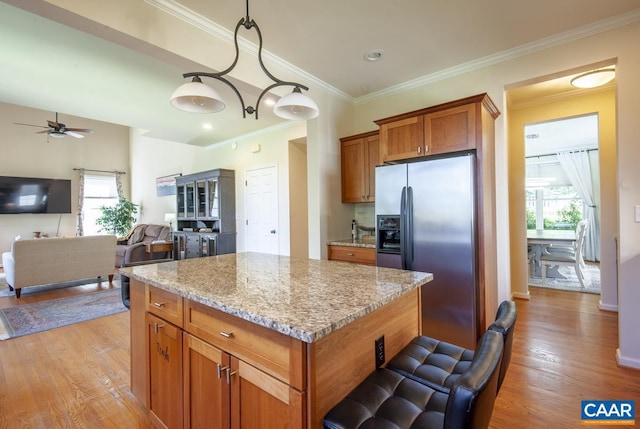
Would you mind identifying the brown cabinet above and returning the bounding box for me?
[328,245,376,266]
[376,95,484,163]
[340,131,379,203]
[133,282,305,429]
[146,312,184,429]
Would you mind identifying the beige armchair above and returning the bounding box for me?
[115,224,171,267]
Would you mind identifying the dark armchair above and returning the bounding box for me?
[115,224,171,267]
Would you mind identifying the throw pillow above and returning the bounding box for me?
[128,225,146,245]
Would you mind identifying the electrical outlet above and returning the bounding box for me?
[375,336,385,368]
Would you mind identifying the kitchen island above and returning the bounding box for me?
[122,252,432,429]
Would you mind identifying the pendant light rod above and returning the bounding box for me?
[176,0,312,119]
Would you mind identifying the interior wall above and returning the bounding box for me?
[0,102,130,258]
[507,89,617,310]
[289,138,309,259]
[130,122,307,256]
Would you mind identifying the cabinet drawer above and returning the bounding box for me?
[184,300,302,388]
[328,246,376,265]
[146,285,184,327]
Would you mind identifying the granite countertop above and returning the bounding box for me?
[327,238,376,249]
[120,252,432,344]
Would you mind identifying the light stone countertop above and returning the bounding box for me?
[120,252,432,343]
[327,238,376,249]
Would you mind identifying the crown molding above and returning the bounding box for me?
[144,0,351,103]
[355,8,640,105]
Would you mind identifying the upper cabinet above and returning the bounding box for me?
[340,131,379,203]
[176,169,235,234]
[376,94,496,164]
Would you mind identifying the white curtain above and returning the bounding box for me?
[76,168,85,236]
[557,150,599,261]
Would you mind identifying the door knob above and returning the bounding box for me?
[270,230,276,234]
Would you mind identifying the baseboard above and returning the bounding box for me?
[616,348,640,369]
[599,301,618,312]
[512,291,530,300]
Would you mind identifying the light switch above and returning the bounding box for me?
[635,205,640,222]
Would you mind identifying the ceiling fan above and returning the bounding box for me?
[14,112,93,139]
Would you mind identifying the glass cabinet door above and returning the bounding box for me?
[197,180,207,218]
[176,185,186,218]
[207,178,219,218]
[185,182,195,218]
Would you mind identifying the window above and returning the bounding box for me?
[83,174,118,235]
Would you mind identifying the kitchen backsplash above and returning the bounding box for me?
[355,203,375,234]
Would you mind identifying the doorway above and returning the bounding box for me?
[506,64,618,309]
[245,165,279,254]
[524,114,601,294]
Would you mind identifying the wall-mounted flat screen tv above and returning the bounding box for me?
[0,176,72,214]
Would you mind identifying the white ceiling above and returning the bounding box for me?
[0,0,638,147]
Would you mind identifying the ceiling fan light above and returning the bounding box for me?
[48,131,66,138]
[570,68,616,89]
[273,88,319,120]
[170,77,225,113]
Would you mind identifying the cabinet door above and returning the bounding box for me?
[176,185,186,218]
[185,182,196,218]
[184,334,230,429]
[379,115,424,163]
[196,180,207,218]
[147,313,183,429]
[185,234,201,259]
[207,178,220,219]
[423,103,476,155]
[230,358,304,429]
[365,134,380,202]
[341,137,366,203]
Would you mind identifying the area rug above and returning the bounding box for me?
[0,288,127,340]
[529,264,601,294]
[0,273,119,298]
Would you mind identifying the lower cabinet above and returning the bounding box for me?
[327,245,376,265]
[147,313,183,429]
[140,282,305,429]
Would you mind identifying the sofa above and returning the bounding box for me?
[1,235,117,298]
[115,224,171,267]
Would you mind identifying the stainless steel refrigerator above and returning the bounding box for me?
[375,153,478,349]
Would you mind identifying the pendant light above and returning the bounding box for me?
[170,0,319,120]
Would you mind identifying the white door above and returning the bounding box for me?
[245,166,279,254]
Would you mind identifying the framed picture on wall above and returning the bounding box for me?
[156,173,181,196]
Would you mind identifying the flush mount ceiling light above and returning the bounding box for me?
[570,68,616,89]
[170,0,319,120]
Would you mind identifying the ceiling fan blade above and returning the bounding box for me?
[47,120,61,128]
[36,130,50,134]
[65,128,93,133]
[64,131,85,138]
[13,122,48,128]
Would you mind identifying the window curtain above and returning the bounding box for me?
[76,168,85,237]
[556,150,600,261]
[115,172,124,199]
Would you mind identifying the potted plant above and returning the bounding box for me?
[95,197,139,236]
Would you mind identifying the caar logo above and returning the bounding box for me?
[581,400,635,425]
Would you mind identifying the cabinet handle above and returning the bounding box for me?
[424,145,429,153]
[219,331,234,338]
[347,253,354,256]
[225,368,237,384]
[153,322,165,334]
[216,364,229,379]
[153,302,165,308]
[417,146,421,154]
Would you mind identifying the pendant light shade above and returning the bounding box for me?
[570,68,616,89]
[170,76,225,113]
[171,0,318,120]
[273,87,319,120]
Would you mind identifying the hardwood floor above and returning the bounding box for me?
[0,280,637,428]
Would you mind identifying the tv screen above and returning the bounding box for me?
[0,176,72,214]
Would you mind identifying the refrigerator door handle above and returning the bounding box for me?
[400,186,407,269]
[406,186,414,269]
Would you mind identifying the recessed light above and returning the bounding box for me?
[202,123,213,130]
[364,49,384,62]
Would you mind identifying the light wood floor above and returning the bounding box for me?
[0,281,638,428]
